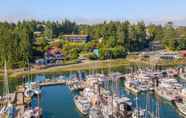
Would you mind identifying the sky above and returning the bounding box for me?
[0,0,186,25]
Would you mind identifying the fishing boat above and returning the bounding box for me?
[74,96,90,115]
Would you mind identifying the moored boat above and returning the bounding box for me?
[74,96,90,115]
[125,81,141,94]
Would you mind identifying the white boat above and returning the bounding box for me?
[0,61,16,118]
[179,73,186,80]
[89,107,103,118]
[59,75,64,79]
[74,96,90,115]
[33,89,42,95]
[24,88,34,97]
[175,101,186,116]
[132,109,146,118]
[23,109,34,118]
[33,106,42,117]
[125,81,141,94]
[155,88,174,101]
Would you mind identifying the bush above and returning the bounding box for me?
[71,48,79,60]
[80,52,97,60]
[99,47,127,59]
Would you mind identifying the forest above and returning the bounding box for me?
[0,20,186,68]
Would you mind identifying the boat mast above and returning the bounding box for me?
[136,96,139,118]
[155,102,160,118]
[145,93,150,118]
[108,52,114,117]
[3,60,9,97]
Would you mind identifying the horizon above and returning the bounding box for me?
[1,0,186,26]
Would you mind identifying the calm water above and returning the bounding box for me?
[31,74,182,118]
[0,66,184,118]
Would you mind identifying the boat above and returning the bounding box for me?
[89,107,103,118]
[179,73,186,80]
[23,109,34,118]
[59,75,64,79]
[155,87,175,101]
[125,81,141,94]
[33,89,42,95]
[132,96,146,118]
[132,109,146,118]
[0,61,16,118]
[24,88,34,98]
[101,96,133,118]
[175,101,186,116]
[155,78,182,102]
[23,108,42,118]
[74,96,90,115]
[33,106,42,117]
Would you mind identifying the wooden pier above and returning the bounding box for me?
[38,79,81,87]
[39,79,66,87]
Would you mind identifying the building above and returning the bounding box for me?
[34,31,42,37]
[179,50,186,57]
[149,40,163,51]
[159,52,179,60]
[45,47,64,64]
[63,34,91,42]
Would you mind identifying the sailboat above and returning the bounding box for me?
[24,61,41,97]
[0,61,16,118]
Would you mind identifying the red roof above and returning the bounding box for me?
[179,50,186,57]
[47,47,61,55]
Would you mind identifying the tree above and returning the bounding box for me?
[163,22,177,50]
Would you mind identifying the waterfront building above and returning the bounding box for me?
[45,47,64,64]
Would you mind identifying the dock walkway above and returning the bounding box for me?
[39,79,66,87]
[38,79,82,87]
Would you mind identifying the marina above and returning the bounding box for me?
[0,65,186,118]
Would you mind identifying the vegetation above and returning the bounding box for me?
[0,20,186,68]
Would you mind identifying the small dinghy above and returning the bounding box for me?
[33,89,42,95]
[24,88,34,97]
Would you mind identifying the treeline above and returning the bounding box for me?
[0,21,33,68]
[0,20,186,68]
[0,20,79,68]
[80,21,186,51]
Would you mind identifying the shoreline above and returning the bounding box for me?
[0,58,186,79]
[8,59,130,78]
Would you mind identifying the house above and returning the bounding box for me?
[34,31,42,37]
[45,47,64,64]
[63,34,91,42]
[35,58,45,64]
[149,40,163,51]
[159,52,179,60]
[179,50,186,57]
